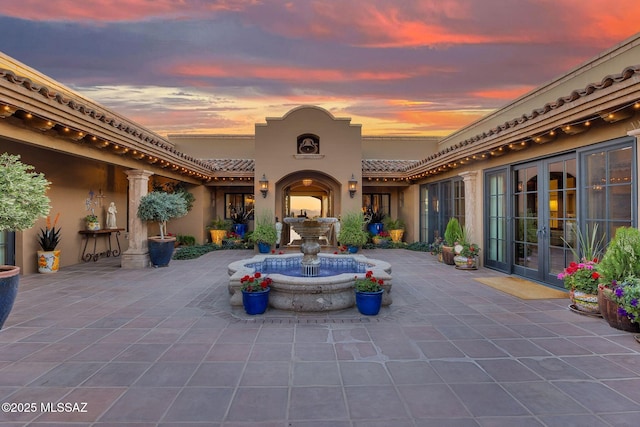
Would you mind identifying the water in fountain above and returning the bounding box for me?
[283,217,337,277]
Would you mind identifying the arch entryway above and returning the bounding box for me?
[276,171,342,246]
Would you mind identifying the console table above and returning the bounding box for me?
[78,228,124,262]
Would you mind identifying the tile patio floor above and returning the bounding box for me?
[1,248,639,426]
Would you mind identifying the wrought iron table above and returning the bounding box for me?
[78,228,124,262]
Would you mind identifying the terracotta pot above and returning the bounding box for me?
[598,285,640,332]
[442,246,456,265]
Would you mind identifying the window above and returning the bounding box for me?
[422,178,465,243]
[362,193,390,218]
[580,138,635,242]
[225,193,255,220]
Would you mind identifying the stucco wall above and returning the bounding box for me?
[254,106,364,218]
[1,139,130,274]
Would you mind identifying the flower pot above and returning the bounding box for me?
[37,250,60,273]
[148,237,176,267]
[210,229,226,246]
[441,245,456,265]
[242,288,270,315]
[348,245,359,253]
[0,265,20,329]
[389,229,404,243]
[86,221,100,231]
[355,289,384,315]
[367,223,383,236]
[598,286,640,332]
[257,242,271,253]
[233,223,247,239]
[570,289,600,314]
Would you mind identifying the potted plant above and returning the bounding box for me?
[137,191,188,267]
[240,271,272,315]
[337,211,369,253]
[37,213,61,273]
[454,242,480,270]
[230,206,252,238]
[559,223,604,314]
[364,206,386,235]
[596,226,640,332]
[0,153,51,329]
[608,277,640,329]
[208,217,231,246]
[354,270,385,315]
[383,216,405,243]
[442,218,462,265]
[85,213,100,231]
[371,230,391,246]
[249,211,277,253]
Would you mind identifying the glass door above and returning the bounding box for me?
[512,155,576,286]
[485,168,509,271]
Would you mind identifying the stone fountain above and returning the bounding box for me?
[227,217,392,312]
[284,217,336,277]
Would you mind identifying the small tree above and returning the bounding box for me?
[137,191,188,239]
[0,153,51,232]
[338,211,369,247]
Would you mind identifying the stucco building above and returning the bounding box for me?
[1,33,639,291]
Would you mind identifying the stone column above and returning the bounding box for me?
[121,169,153,269]
[629,128,640,229]
[459,170,479,242]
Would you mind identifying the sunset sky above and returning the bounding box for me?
[1,0,639,137]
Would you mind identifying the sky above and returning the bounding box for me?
[1,0,639,138]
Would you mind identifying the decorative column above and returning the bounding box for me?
[459,170,479,242]
[629,128,640,228]
[121,169,153,269]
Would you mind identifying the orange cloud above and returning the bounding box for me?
[394,110,489,131]
[171,62,430,83]
[469,86,535,101]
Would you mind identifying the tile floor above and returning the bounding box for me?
[0,248,639,426]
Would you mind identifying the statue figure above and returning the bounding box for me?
[106,202,118,229]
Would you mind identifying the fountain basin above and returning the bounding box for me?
[228,253,392,312]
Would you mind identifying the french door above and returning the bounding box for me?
[513,155,576,286]
[485,155,576,287]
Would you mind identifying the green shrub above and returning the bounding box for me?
[172,244,218,260]
[598,227,640,283]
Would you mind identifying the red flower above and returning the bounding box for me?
[254,272,261,278]
[592,272,600,280]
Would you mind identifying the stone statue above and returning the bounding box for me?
[275,217,283,248]
[106,202,118,229]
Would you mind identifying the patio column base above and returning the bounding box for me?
[121,251,150,269]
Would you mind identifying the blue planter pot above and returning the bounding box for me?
[148,238,175,267]
[257,242,271,253]
[242,288,270,315]
[368,223,383,235]
[348,245,359,253]
[355,289,383,315]
[233,223,247,239]
[0,266,20,329]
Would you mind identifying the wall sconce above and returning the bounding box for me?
[259,174,269,198]
[348,174,358,198]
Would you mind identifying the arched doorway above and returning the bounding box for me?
[276,171,341,246]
